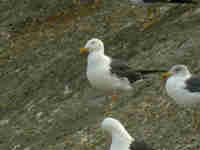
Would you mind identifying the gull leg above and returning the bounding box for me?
[137,7,150,23]
[94,0,100,8]
[156,7,160,19]
[110,92,120,110]
[192,111,197,130]
[133,6,147,30]
[91,0,100,8]
[146,7,151,19]
[104,96,113,116]
[152,7,160,23]
[191,110,200,131]
[139,7,152,31]
[104,92,120,116]
[111,93,120,103]
[141,7,159,31]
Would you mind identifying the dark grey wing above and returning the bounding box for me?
[129,140,154,150]
[110,59,142,84]
[185,76,200,92]
[110,59,166,83]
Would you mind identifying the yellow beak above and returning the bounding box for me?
[161,72,172,79]
[80,47,89,54]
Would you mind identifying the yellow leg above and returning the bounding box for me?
[140,7,159,31]
[91,0,100,8]
[146,7,151,19]
[104,103,113,116]
[94,0,100,8]
[192,110,200,131]
[111,93,119,102]
[104,93,119,116]
[152,7,159,23]
[156,7,160,19]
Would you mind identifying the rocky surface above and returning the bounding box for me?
[1,0,200,150]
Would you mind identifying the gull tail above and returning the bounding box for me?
[135,69,167,75]
[126,69,166,83]
[134,69,167,80]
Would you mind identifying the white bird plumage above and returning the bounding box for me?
[101,117,134,150]
[101,117,154,150]
[82,38,133,93]
[81,38,166,104]
[163,65,200,105]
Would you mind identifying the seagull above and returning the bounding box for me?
[129,0,197,30]
[101,117,154,150]
[161,64,200,129]
[161,64,200,105]
[80,38,166,102]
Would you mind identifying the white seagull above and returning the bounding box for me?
[101,117,154,150]
[162,64,200,105]
[80,38,165,101]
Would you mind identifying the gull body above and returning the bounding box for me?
[163,65,200,105]
[87,51,132,92]
[81,38,138,94]
[81,38,166,102]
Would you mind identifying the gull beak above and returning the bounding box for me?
[80,47,89,54]
[161,72,172,79]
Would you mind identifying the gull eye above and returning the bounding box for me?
[91,41,96,45]
[174,67,181,72]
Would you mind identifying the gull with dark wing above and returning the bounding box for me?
[161,64,200,129]
[80,38,165,102]
[162,64,200,105]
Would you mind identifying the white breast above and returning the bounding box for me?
[86,53,132,92]
[87,54,118,91]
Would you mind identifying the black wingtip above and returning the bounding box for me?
[135,70,167,75]
[129,140,155,150]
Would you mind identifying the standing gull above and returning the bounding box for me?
[101,117,154,150]
[80,38,165,102]
[129,0,197,30]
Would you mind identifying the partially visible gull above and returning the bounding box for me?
[129,0,197,30]
[161,64,200,129]
[161,64,200,105]
[101,117,154,150]
[80,38,165,102]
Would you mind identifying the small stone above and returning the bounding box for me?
[0,119,9,126]
[24,147,31,150]
[64,85,72,95]
[36,112,43,119]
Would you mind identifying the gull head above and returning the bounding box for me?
[80,38,104,54]
[161,65,191,79]
[101,117,132,140]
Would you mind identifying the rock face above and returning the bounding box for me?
[1,0,200,150]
